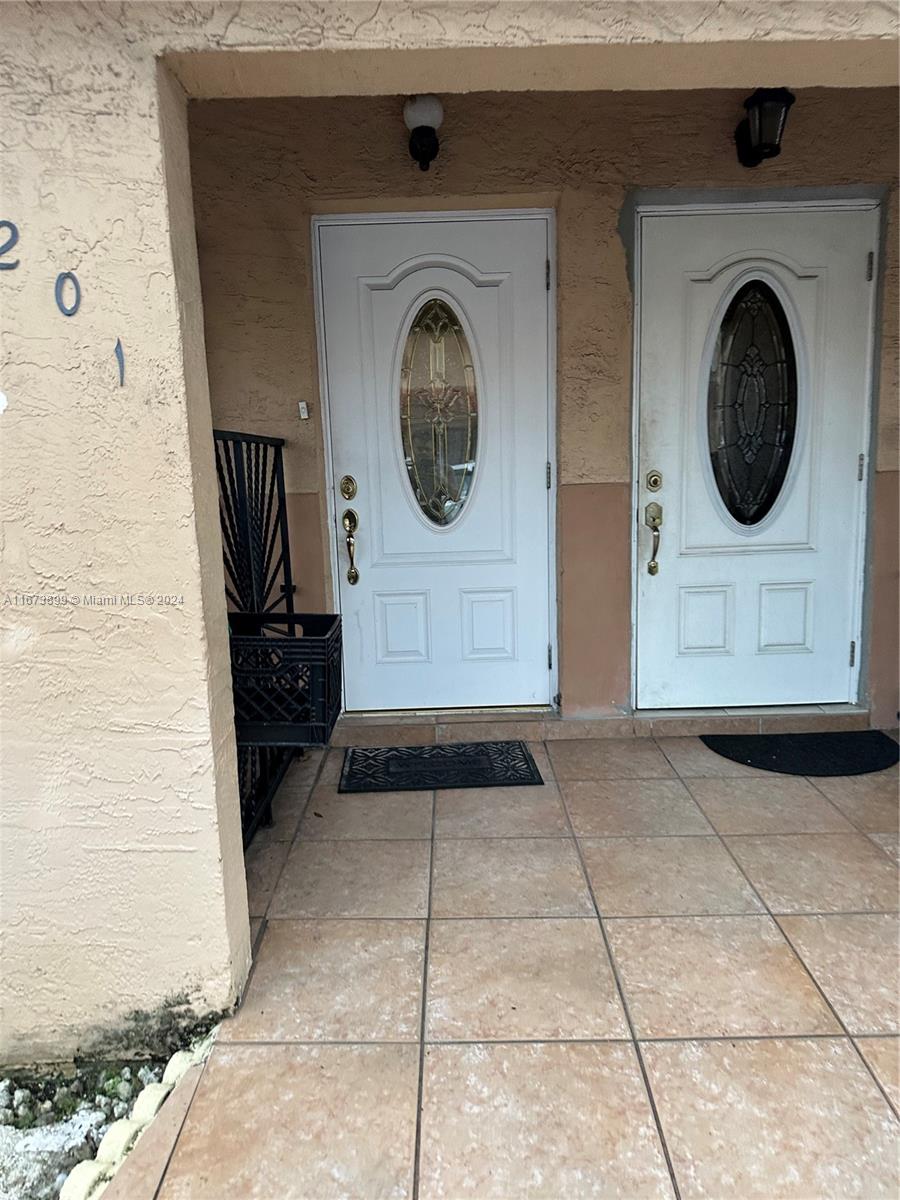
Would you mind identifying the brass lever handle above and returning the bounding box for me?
[342,509,359,585]
[644,502,663,576]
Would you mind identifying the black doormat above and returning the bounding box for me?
[338,740,544,793]
[700,730,899,777]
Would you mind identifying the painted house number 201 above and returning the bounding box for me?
[2,219,124,383]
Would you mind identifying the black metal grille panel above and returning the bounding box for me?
[229,613,342,748]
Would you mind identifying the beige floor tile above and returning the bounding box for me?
[643,1038,899,1198]
[331,722,436,746]
[686,776,855,835]
[543,716,637,739]
[856,1037,900,1111]
[431,837,593,917]
[317,748,345,785]
[656,737,777,778]
[244,839,290,919]
[159,1043,418,1200]
[299,787,432,840]
[811,769,899,833]
[249,918,263,958]
[548,738,676,781]
[270,839,430,917]
[103,1064,203,1200]
[277,748,325,794]
[562,779,712,836]
[726,833,900,913]
[435,720,548,743]
[418,1042,673,1199]
[607,915,839,1038]
[434,783,568,838]
[580,836,763,917]
[524,740,553,779]
[425,918,627,1041]
[778,914,900,1034]
[870,832,900,864]
[220,919,425,1042]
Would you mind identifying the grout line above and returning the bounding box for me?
[804,774,899,845]
[258,907,900,922]
[411,790,437,1200]
[202,1032,898,1049]
[151,1052,212,1200]
[548,741,683,1200]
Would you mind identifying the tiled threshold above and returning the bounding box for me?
[332,704,872,745]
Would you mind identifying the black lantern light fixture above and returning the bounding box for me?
[735,87,795,168]
[403,94,444,171]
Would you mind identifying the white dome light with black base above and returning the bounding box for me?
[403,95,444,171]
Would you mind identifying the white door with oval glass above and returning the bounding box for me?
[635,203,878,708]
[315,213,553,711]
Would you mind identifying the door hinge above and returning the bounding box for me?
[849,640,856,668]
[546,461,552,489]
[545,258,551,291]
[866,251,874,282]
[857,453,865,481]
[548,642,553,670]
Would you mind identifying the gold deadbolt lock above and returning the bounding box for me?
[339,475,357,501]
[646,469,663,492]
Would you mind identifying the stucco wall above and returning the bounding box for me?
[190,87,899,720]
[1,1,897,1066]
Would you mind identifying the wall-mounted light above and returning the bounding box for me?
[403,95,444,171]
[735,88,795,168]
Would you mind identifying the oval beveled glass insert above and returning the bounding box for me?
[707,280,798,526]
[400,298,478,526]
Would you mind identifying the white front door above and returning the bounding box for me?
[635,203,878,709]
[315,213,554,712]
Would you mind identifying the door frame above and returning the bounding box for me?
[629,196,882,711]
[311,208,559,712]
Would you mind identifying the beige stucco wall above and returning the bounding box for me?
[1,1,896,1064]
[191,87,899,720]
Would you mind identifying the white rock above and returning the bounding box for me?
[0,1110,104,1200]
[95,1118,142,1165]
[130,1081,172,1125]
[59,1158,113,1200]
[161,1051,193,1087]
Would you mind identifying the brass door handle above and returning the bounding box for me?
[644,502,663,576]
[342,509,359,585]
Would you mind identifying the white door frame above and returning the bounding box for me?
[311,208,559,712]
[629,197,881,711]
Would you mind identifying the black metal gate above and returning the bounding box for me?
[214,429,341,847]
[214,430,294,615]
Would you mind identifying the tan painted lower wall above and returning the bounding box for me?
[558,484,632,716]
[193,87,898,718]
[869,472,900,729]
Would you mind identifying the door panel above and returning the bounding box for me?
[316,215,552,712]
[636,206,877,709]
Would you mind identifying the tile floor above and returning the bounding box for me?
[153,737,898,1198]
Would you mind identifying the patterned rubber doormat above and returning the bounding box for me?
[338,740,544,793]
[700,730,899,777]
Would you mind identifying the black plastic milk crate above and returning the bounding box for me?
[228,612,342,747]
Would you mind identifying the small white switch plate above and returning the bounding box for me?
[298,401,309,420]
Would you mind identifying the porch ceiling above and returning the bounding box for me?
[169,38,898,100]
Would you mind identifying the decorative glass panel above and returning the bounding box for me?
[707,281,798,525]
[400,298,478,526]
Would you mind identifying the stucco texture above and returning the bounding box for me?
[1,1,897,1065]
[190,87,899,718]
